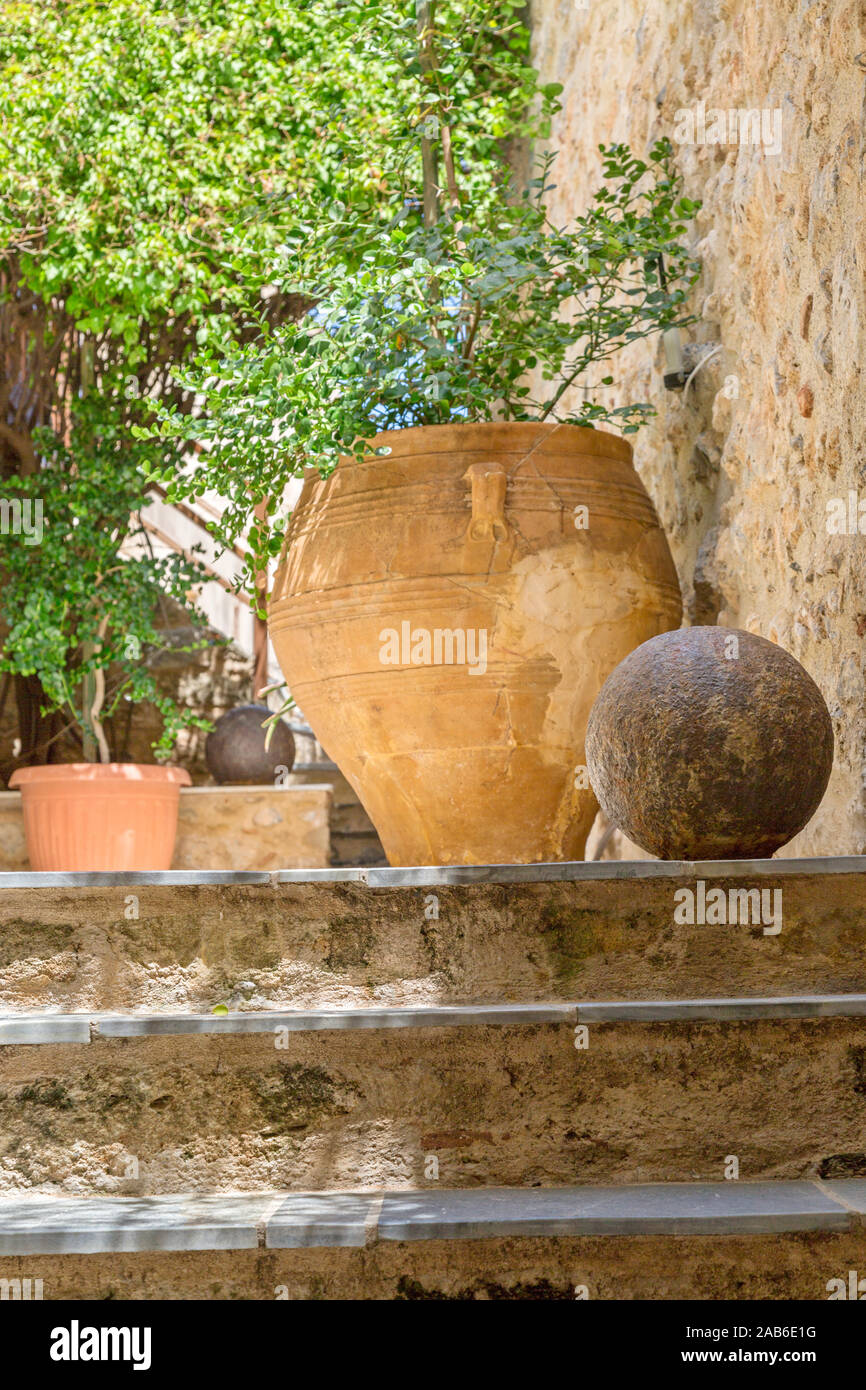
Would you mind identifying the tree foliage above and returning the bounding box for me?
[0,0,546,758]
[148,143,700,597]
[0,0,544,377]
[0,395,212,760]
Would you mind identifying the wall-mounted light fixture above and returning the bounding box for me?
[655,255,688,390]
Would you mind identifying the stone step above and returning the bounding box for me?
[6,1183,865,1300]
[3,1180,866,1299]
[4,997,866,1194]
[4,991,866,1044]
[1,857,865,1014]
[0,1002,577,1043]
[0,1179,861,1255]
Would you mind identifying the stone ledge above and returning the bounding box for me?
[0,1193,280,1254]
[6,994,866,1044]
[0,1181,859,1254]
[374,1181,852,1241]
[180,784,335,794]
[575,993,866,1023]
[174,786,331,871]
[0,1015,92,1044]
[271,868,368,882]
[1,854,864,888]
[0,870,270,886]
[364,856,866,886]
[267,1193,380,1249]
[91,1003,577,1036]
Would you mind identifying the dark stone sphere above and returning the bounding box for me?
[206,704,296,785]
[585,627,834,859]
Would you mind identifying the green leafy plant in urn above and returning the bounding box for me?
[143,8,699,864]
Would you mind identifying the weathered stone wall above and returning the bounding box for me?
[2,1017,866,1195]
[2,1230,863,1300]
[173,786,332,871]
[2,869,864,1013]
[530,0,866,856]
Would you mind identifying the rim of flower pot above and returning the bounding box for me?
[8,764,192,789]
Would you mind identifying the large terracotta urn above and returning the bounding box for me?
[269,422,681,866]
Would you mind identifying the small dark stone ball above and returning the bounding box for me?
[585,627,834,859]
[206,704,296,785]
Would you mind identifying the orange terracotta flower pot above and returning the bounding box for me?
[8,764,191,871]
[270,421,682,866]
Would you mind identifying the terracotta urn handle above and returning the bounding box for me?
[464,462,509,542]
